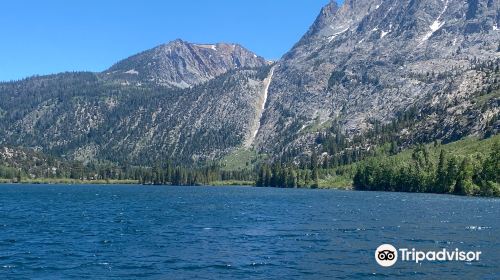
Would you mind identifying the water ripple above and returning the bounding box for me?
[0,184,497,279]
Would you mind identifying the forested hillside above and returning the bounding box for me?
[0,67,273,165]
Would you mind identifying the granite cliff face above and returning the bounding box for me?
[255,0,499,155]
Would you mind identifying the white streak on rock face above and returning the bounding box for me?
[430,20,445,32]
[421,0,449,42]
[380,24,392,39]
[196,44,217,51]
[254,67,274,137]
[245,66,275,148]
[494,24,499,31]
[125,69,139,75]
[422,20,445,42]
[328,27,349,42]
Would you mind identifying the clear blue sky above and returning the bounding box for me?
[0,0,343,82]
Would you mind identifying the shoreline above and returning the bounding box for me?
[0,179,140,185]
[0,180,498,198]
[0,179,347,189]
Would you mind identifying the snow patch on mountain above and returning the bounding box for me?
[328,27,349,42]
[381,24,392,39]
[197,44,217,51]
[421,0,449,42]
[125,69,139,75]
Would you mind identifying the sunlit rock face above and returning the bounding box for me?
[256,0,500,154]
[104,39,267,88]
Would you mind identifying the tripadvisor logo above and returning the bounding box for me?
[375,244,398,267]
[375,244,482,267]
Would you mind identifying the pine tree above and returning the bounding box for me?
[353,167,365,190]
[152,165,160,185]
[479,141,500,196]
[435,150,447,193]
[311,167,319,189]
[270,164,279,187]
[310,150,318,169]
[285,169,298,188]
[70,162,84,180]
[264,166,272,187]
[390,141,398,155]
[445,157,459,193]
[16,170,22,183]
[482,141,499,183]
[304,170,310,187]
[256,167,265,187]
[455,158,477,195]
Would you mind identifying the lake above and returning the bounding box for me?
[0,184,498,279]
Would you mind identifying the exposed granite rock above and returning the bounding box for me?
[256,0,500,154]
[104,39,267,88]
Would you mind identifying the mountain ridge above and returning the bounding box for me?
[254,0,499,158]
[0,0,498,169]
[103,39,268,88]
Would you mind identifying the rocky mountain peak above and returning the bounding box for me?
[257,0,499,155]
[105,39,267,88]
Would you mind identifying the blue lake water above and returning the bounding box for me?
[0,184,498,279]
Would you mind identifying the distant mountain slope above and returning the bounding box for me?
[0,41,271,165]
[104,39,267,88]
[256,0,499,156]
[0,146,69,179]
